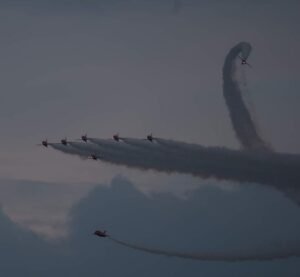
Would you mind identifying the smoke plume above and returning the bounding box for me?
[222,42,271,151]
[50,139,300,203]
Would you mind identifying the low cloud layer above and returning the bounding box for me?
[0,178,299,276]
[0,179,94,238]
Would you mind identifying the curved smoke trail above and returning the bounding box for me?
[108,237,300,262]
[223,42,271,151]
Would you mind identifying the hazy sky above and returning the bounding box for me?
[0,1,299,276]
[1,177,300,276]
[1,0,300,183]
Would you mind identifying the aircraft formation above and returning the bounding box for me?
[38,133,155,161]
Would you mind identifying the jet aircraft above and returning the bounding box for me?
[238,56,251,67]
[147,134,154,142]
[88,154,99,161]
[81,134,88,142]
[61,138,68,146]
[94,230,108,237]
[113,134,120,142]
[37,139,48,147]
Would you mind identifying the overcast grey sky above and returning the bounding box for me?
[0,0,300,183]
[0,1,299,276]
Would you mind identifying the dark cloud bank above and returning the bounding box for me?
[0,178,300,276]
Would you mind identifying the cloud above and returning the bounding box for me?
[0,206,61,276]
[0,177,299,276]
[0,179,94,239]
[70,177,300,261]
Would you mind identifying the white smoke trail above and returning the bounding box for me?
[67,141,176,173]
[108,237,300,262]
[67,141,151,169]
[88,138,136,153]
[122,138,174,158]
[50,139,300,201]
[237,63,265,145]
[49,143,90,160]
[222,42,271,151]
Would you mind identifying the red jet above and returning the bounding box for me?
[94,230,108,237]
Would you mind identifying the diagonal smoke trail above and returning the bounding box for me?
[223,42,271,151]
[108,237,300,262]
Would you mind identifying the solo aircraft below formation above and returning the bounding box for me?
[94,230,108,238]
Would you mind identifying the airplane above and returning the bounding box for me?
[81,134,88,142]
[113,133,120,142]
[37,139,48,147]
[94,230,108,237]
[88,154,99,161]
[147,133,154,142]
[238,56,251,67]
[61,137,68,146]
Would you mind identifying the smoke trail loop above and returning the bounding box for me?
[223,42,271,151]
